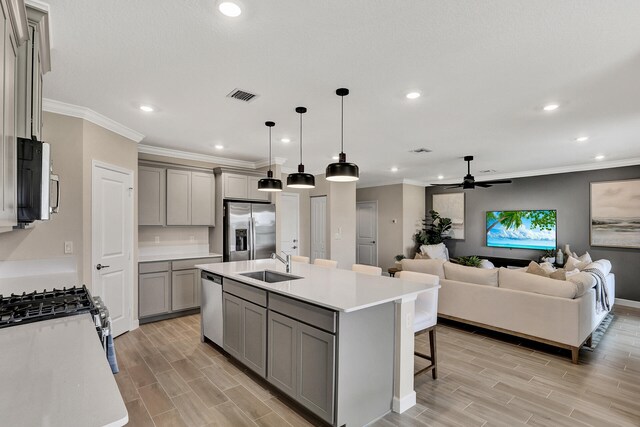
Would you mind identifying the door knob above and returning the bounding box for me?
[292,246,298,249]
[96,264,110,271]
[293,239,298,243]
[371,241,376,244]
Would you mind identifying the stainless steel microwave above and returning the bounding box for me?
[17,137,60,224]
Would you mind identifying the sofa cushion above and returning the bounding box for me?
[526,261,549,277]
[499,267,577,298]
[419,243,449,260]
[444,262,498,286]
[400,259,446,279]
[584,259,612,276]
[566,272,597,297]
[565,252,592,271]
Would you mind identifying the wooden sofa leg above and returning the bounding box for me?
[571,347,580,364]
[586,334,593,348]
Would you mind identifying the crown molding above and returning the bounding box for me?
[138,144,286,170]
[43,98,145,142]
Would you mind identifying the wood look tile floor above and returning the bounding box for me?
[115,306,640,427]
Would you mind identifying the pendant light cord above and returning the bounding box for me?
[268,126,272,172]
[340,95,344,154]
[299,112,303,163]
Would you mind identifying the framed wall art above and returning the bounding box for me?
[433,193,465,240]
[590,179,640,248]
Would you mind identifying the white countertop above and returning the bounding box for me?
[138,252,223,263]
[196,260,438,313]
[0,315,128,427]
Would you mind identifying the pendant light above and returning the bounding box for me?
[287,107,315,188]
[326,88,359,182]
[257,121,283,192]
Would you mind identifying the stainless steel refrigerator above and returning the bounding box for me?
[224,201,276,261]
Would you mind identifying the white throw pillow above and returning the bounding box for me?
[419,243,449,260]
[479,259,495,269]
[583,259,612,276]
[565,252,592,271]
[567,272,597,297]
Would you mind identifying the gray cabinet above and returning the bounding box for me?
[267,309,335,424]
[191,172,215,225]
[16,3,49,141]
[268,311,297,398]
[138,257,221,320]
[139,271,170,317]
[297,323,335,424]
[171,269,200,311]
[166,168,215,226]
[167,169,191,225]
[222,292,242,359]
[138,166,166,225]
[241,300,267,376]
[219,170,270,201]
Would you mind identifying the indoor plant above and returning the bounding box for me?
[456,255,482,268]
[394,254,406,269]
[414,210,453,247]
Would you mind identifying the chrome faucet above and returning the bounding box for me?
[272,252,292,273]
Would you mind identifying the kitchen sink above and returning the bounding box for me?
[238,270,302,283]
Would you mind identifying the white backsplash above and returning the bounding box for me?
[0,257,79,294]
[138,226,212,257]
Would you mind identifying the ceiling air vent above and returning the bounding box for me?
[409,148,432,153]
[227,88,259,103]
[480,169,496,173]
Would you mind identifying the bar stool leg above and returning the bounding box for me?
[429,328,437,379]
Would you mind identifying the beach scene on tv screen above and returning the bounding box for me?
[486,210,556,250]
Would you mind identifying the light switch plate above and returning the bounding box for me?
[64,241,73,254]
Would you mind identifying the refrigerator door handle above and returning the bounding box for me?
[250,217,257,260]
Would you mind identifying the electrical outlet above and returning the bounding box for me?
[154,236,160,244]
[64,241,73,254]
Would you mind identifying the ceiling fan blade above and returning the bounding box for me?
[475,183,493,188]
[475,179,512,185]
[430,183,463,187]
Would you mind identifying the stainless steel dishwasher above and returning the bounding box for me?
[201,271,223,346]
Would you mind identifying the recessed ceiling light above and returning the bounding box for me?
[139,105,154,112]
[575,136,589,143]
[214,144,224,150]
[595,154,605,161]
[543,103,559,111]
[332,155,339,160]
[218,2,241,17]
[406,92,421,99]
[391,167,398,173]
[437,175,444,180]
[281,138,290,143]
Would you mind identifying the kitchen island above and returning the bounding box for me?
[196,259,439,426]
[0,314,128,427]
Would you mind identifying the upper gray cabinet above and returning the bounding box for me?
[139,163,216,226]
[216,169,270,202]
[166,168,215,226]
[0,0,31,231]
[16,2,49,140]
[138,166,166,226]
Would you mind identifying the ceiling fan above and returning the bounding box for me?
[431,155,512,189]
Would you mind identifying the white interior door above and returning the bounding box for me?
[280,193,300,255]
[310,196,327,262]
[92,161,133,337]
[356,201,378,266]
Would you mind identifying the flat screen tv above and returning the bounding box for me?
[486,210,557,250]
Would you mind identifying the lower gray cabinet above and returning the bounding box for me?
[267,310,336,424]
[223,292,243,359]
[297,323,335,424]
[222,291,267,377]
[267,311,297,398]
[172,269,200,311]
[139,272,170,318]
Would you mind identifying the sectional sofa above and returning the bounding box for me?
[401,258,615,363]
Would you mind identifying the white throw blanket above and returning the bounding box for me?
[582,267,610,312]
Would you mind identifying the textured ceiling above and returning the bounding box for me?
[43,0,640,187]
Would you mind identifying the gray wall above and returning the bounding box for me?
[425,165,640,301]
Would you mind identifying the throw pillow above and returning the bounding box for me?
[414,252,428,260]
[419,243,448,260]
[526,261,549,277]
[539,262,557,274]
[565,253,592,271]
[549,269,567,281]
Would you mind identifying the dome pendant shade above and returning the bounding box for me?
[326,152,359,182]
[325,88,359,182]
[287,164,316,188]
[287,106,315,189]
[258,170,283,192]
[258,121,283,192]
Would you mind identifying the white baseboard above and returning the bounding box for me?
[131,319,140,331]
[615,298,640,309]
[392,391,416,413]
